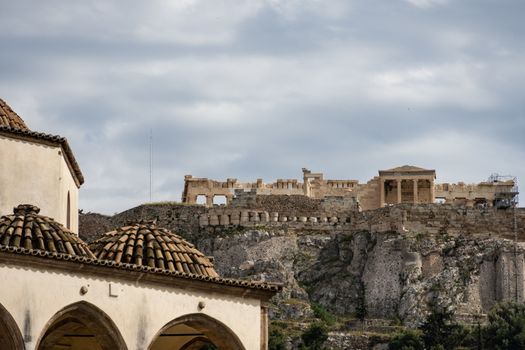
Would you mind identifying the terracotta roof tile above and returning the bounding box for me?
[0,245,282,293]
[89,221,220,278]
[0,205,95,259]
[0,98,29,130]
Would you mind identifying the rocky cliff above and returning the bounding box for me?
[80,203,525,348]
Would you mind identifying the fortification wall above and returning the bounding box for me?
[350,204,525,238]
[197,203,525,240]
[79,203,208,242]
[80,202,525,245]
[230,190,357,216]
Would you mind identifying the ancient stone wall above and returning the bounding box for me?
[80,203,525,244]
[79,203,207,242]
[181,167,518,211]
[230,190,358,216]
[198,208,347,230]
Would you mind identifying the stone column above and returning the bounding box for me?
[380,179,385,207]
[397,179,402,204]
[206,195,213,207]
[430,179,435,203]
[413,179,419,203]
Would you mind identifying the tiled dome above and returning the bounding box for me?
[0,205,95,258]
[89,221,219,277]
[0,98,29,130]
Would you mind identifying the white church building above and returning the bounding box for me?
[0,98,280,350]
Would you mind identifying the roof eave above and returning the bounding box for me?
[0,247,282,301]
[0,126,84,187]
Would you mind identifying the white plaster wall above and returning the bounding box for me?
[0,263,262,350]
[0,136,79,233]
[58,151,79,233]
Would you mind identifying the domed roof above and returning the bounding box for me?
[89,221,219,277]
[0,98,29,130]
[0,205,95,258]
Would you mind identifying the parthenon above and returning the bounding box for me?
[182,165,519,211]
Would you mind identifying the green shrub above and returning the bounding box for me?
[301,322,328,350]
[388,329,424,350]
[420,306,467,349]
[483,301,525,350]
[312,303,336,326]
[268,327,287,350]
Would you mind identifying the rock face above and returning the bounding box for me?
[80,203,525,346]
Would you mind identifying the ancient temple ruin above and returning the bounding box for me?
[182,166,518,211]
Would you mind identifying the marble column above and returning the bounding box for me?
[380,179,385,207]
[413,179,419,203]
[397,179,402,204]
[430,179,435,203]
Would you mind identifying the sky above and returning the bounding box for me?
[0,0,524,214]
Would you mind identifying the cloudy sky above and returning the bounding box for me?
[1,0,524,214]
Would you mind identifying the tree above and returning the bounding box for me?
[301,322,328,350]
[483,301,525,350]
[312,303,336,326]
[268,327,287,350]
[420,306,467,349]
[388,329,425,350]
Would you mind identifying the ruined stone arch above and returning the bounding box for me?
[0,303,25,350]
[148,313,246,350]
[36,301,127,350]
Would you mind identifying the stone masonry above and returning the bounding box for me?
[181,166,518,211]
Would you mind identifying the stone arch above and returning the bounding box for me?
[0,303,25,350]
[180,337,215,350]
[36,301,127,350]
[148,313,246,350]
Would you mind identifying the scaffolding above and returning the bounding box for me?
[488,173,519,209]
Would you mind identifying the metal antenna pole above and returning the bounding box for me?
[514,204,519,302]
[149,129,153,203]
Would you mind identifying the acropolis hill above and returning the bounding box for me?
[80,167,523,349]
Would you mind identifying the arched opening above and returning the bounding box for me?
[212,195,227,206]
[148,313,245,350]
[0,303,25,350]
[36,301,127,350]
[66,191,71,229]
[196,195,207,205]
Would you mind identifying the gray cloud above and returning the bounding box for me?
[0,0,523,213]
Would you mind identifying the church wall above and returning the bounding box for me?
[58,151,80,233]
[0,136,79,233]
[0,261,262,350]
